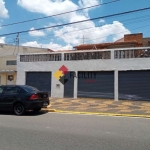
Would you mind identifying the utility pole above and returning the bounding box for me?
[17,33,19,54]
[80,35,88,44]
[13,33,19,55]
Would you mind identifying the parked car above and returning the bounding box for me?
[0,85,50,115]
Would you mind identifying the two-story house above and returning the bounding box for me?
[0,44,53,85]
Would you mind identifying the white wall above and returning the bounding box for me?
[17,52,150,99]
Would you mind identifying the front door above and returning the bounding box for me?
[64,71,75,98]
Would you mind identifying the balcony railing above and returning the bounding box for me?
[64,51,110,61]
[19,47,150,62]
[20,54,61,62]
[114,49,150,59]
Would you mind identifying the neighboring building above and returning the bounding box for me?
[73,33,149,59]
[73,41,139,50]
[0,43,53,85]
[73,33,144,50]
[143,37,150,47]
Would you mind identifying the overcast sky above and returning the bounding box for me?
[0,0,150,50]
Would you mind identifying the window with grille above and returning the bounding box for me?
[6,60,17,65]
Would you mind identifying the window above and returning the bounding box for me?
[21,86,39,92]
[0,87,3,94]
[6,60,17,65]
[5,87,19,94]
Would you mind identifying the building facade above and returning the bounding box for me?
[0,44,52,85]
[17,46,150,101]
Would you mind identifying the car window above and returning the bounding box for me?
[21,86,39,93]
[4,87,20,94]
[0,87,3,94]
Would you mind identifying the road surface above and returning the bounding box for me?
[0,111,150,150]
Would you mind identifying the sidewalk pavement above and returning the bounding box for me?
[44,98,150,118]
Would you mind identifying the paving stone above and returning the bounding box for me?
[49,98,150,115]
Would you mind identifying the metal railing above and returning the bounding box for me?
[19,47,150,62]
[114,48,150,59]
[20,54,61,62]
[64,51,110,61]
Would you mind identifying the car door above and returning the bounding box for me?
[0,86,4,110]
[1,87,20,110]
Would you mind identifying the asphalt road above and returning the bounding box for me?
[0,111,150,150]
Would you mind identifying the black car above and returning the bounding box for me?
[0,85,50,115]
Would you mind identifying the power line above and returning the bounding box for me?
[82,24,150,43]
[45,23,150,50]
[18,13,150,41]
[0,43,49,56]
[3,9,150,47]
[18,14,150,44]
[0,0,120,28]
[9,11,150,50]
[1,6,150,37]
[19,23,150,51]
[0,44,15,56]
[15,21,100,41]
[5,22,148,52]
[2,7,150,42]
[0,38,16,44]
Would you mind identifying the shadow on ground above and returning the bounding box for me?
[0,110,49,116]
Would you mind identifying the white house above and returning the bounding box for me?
[16,46,150,101]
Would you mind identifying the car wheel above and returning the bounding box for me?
[33,108,41,112]
[14,103,25,116]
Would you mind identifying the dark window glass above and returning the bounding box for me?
[5,87,19,94]
[0,87,4,94]
[22,86,39,93]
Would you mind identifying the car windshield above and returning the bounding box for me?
[21,86,39,93]
[0,87,3,94]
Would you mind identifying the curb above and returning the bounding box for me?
[42,109,56,112]
[45,109,150,118]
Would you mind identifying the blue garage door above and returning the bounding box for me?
[78,71,114,99]
[119,70,150,100]
[26,72,51,95]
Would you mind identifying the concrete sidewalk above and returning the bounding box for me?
[45,98,150,117]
